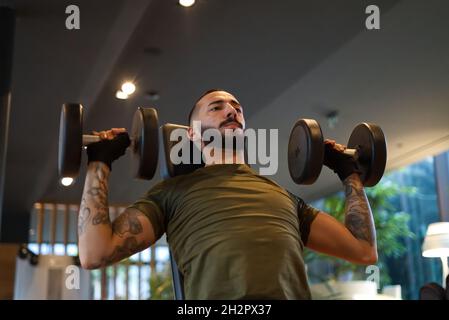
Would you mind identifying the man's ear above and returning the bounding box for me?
[187,126,194,141]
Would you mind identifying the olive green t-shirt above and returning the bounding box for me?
[129,164,319,299]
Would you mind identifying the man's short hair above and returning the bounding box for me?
[188,88,226,125]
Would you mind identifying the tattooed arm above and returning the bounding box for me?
[78,161,156,269]
[306,173,378,265]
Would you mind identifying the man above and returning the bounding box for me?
[78,89,377,299]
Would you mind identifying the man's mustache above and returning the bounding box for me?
[219,118,243,129]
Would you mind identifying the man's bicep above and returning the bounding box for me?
[306,212,367,263]
[106,207,158,265]
[112,207,157,244]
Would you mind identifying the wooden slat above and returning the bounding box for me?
[125,263,129,300]
[150,245,156,299]
[112,206,118,299]
[150,245,156,272]
[101,267,107,300]
[138,252,142,300]
[63,204,69,255]
[113,265,117,300]
[36,203,44,255]
[50,203,57,254]
[75,204,80,252]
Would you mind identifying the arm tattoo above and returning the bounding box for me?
[78,162,149,267]
[90,213,147,267]
[112,210,144,238]
[89,237,148,268]
[343,174,376,246]
[92,206,110,225]
[79,163,111,235]
[78,197,90,235]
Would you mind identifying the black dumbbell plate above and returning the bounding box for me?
[288,119,324,185]
[347,123,387,187]
[58,103,83,178]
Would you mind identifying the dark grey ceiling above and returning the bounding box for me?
[2,0,449,242]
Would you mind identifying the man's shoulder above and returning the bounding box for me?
[285,189,307,206]
[150,168,203,191]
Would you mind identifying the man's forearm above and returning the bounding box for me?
[343,173,377,247]
[78,162,113,261]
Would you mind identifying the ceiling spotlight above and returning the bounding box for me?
[144,90,160,101]
[179,0,195,8]
[121,82,136,95]
[116,90,129,100]
[61,177,74,187]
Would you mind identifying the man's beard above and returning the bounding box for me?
[200,119,244,151]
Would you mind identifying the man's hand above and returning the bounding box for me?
[87,128,130,171]
[323,139,361,182]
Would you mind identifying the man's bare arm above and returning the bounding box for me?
[343,173,376,247]
[78,161,155,269]
[306,173,378,264]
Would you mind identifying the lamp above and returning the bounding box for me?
[422,222,449,288]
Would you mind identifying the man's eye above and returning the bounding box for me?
[236,108,242,113]
[211,106,220,111]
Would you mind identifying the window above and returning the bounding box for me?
[308,153,447,299]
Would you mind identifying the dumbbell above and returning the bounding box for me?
[288,119,387,186]
[58,103,159,180]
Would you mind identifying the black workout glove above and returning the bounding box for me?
[323,141,361,182]
[87,132,131,171]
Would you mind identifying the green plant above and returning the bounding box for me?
[149,263,175,300]
[305,180,415,289]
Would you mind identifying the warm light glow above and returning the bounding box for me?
[61,177,74,186]
[422,222,449,287]
[422,222,449,257]
[121,82,136,95]
[179,0,195,7]
[426,222,449,236]
[423,248,449,258]
[115,90,129,100]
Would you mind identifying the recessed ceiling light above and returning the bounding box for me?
[179,0,195,8]
[121,82,136,95]
[145,90,160,101]
[61,177,74,186]
[116,90,129,100]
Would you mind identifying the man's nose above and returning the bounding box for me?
[224,104,238,119]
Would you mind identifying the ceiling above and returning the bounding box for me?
[2,0,449,241]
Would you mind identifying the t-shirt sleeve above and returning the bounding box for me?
[127,180,173,241]
[287,191,320,246]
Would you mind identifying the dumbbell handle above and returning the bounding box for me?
[343,148,357,157]
[83,134,101,146]
[82,134,135,147]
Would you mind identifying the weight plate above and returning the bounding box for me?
[131,107,159,180]
[288,119,324,185]
[58,103,83,179]
[347,123,387,187]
